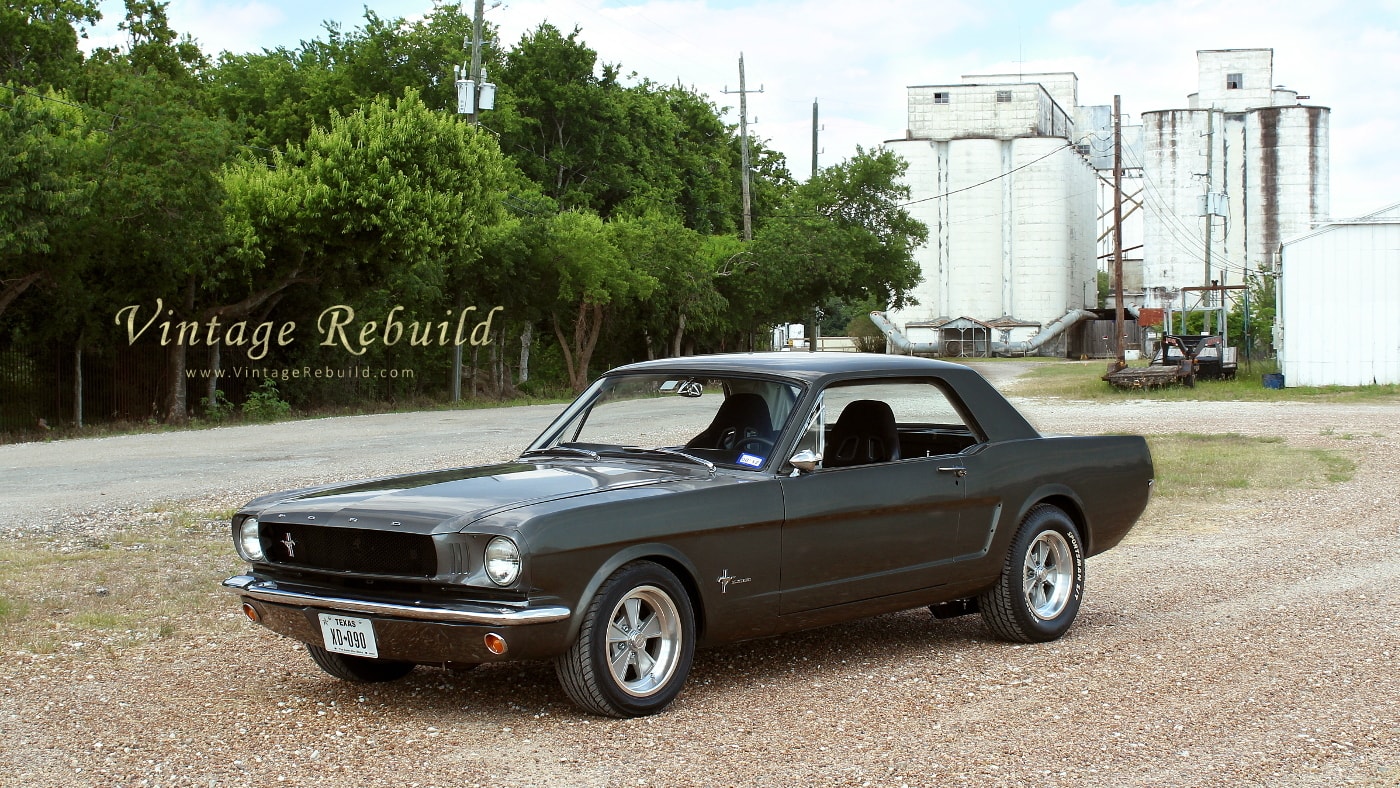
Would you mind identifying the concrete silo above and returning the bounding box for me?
[1140,49,1329,312]
[884,74,1100,355]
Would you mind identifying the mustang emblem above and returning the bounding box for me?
[716,570,751,593]
[281,533,297,558]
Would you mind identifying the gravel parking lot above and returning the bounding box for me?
[2,364,1398,787]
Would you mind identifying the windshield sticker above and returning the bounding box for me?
[737,453,765,468]
[659,380,679,392]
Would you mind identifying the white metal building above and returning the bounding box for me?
[1277,204,1400,387]
[1141,49,1329,311]
[884,73,1100,350]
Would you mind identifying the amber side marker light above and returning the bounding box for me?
[242,603,260,623]
[484,633,508,655]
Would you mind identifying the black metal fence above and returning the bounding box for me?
[0,343,270,433]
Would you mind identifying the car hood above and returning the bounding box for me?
[247,460,709,534]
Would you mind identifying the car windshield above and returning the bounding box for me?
[526,373,804,471]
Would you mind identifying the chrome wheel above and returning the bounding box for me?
[556,561,696,717]
[980,505,1084,643]
[604,585,683,697]
[1022,530,1074,621]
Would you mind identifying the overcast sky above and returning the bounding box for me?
[84,0,1399,219]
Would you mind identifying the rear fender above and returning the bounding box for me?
[1007,485,1089,549]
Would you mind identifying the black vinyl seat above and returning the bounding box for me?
[686,393,773,450]
[826,399,900,467]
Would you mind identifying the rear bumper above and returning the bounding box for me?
[224,575,574,664]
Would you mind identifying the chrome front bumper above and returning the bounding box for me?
[223,575,570,626]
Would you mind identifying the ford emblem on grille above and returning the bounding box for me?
[281,533,297,558]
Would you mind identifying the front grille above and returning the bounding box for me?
[260,523,437,577]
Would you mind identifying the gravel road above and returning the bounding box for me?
[2,362,1398,787]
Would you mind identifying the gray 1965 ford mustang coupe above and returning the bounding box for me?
[225,353,1153,717]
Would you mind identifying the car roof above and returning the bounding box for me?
[607,352,1040,442]
[607,352,972,384]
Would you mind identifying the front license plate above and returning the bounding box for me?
[318,613,378,659]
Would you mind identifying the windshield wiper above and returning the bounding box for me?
[519,445,601,461]
[608,447,715,472]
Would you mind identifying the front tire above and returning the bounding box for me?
[979,505,1085,643]
[555,561,696,718]
[306,645,415,682]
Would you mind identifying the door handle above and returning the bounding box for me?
[937,466,968,478]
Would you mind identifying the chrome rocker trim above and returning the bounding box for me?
[223,575,570,625]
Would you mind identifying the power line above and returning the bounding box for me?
[1103,139,1268,290]
[896,143,1074,208]
[1121,142,1254,279]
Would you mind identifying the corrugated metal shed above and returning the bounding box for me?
[1278,204,1400,386]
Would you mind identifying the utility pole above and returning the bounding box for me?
[466,0,484,124]
[1202,109,1216,335]
[1112,94,1127,369]
[809,97,821,352]
[723,54,762,241]
[450,0,495,401]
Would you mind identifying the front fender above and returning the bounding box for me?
[560,543,703,645]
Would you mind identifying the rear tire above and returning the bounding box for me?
[306,645,415,682]
[555,561,695,718]
[979,505,1084,643]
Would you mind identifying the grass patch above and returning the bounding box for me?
[1148,432,1355,499]
[1005,360,1400,403]
[0,509,245,654]
[70,610,131,630]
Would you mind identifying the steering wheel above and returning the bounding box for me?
[735,436,775,454]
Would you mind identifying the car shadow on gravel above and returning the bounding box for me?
[274,608,1036,721]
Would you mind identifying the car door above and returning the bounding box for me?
[777,378,979,614]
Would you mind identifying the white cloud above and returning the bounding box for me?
[1044,0,1400,217]
[486,0,1398,216]
[178,1,288,55]
[84,0,290,55]
[81,0,1399,217]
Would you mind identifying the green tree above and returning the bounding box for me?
[496,24,616,213]
[608,210,716,359]
[0,87,98,320]
[207,5,479,152]
[723,147,926,335]
[0,0,101,89]
[85,68,235,422]
[119,0,206,82]
[1228,273,1276,360]
[496,24,758,229]
[533,210,655,391]
[222,87,510,333]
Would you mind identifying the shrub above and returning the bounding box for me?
[241,379,292,422]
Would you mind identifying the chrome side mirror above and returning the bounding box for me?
[788,449,822,475]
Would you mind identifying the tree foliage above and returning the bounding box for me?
[725,148,926,330]
[0,0,101,89]
[0,4,928,430]
[0,85,98,319]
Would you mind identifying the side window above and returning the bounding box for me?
[798,379,981,469]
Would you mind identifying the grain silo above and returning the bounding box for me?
[884,73,1100,355]
[1140,49,1329,312]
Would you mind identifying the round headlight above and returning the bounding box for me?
[484,536,521,586]
[238,517,265,562]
